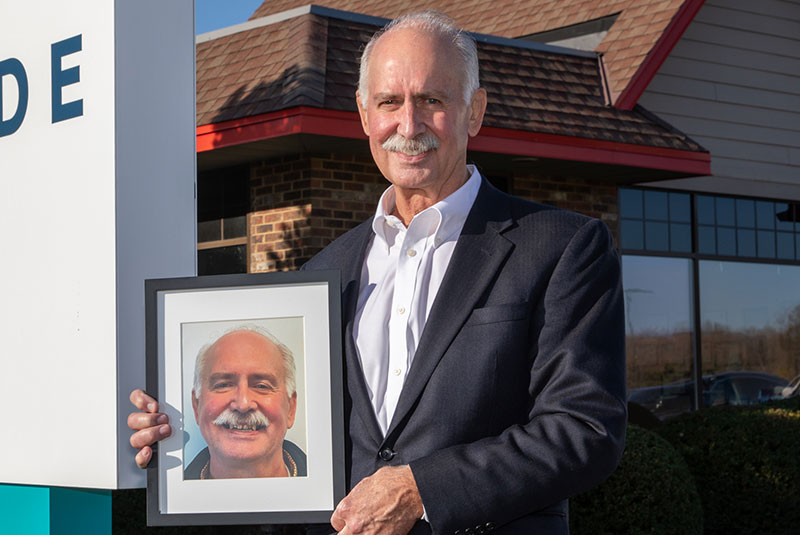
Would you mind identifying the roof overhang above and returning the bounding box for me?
[197,106,710,176]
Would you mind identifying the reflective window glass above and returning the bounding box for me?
[718,227,736,256]
[697,195,715,225]
[670,193,691,223]
[699,261,800,396]
[620,189,643,218]
[645,190,668,220]
[698,225,715,254]
[223,215,247,239]
[716,197,735,226]
[738,229,756,257]
[198,244,247,275]
[623,256,695,420]
[756,201,775,229]
[737,199,755,228]
[621,220,644,250]
[757,230,775,258]
[775,203,794,231]
[671,223,692,252]
[197,220,221,242]
[777,232,795,260]
[645,221,669,251]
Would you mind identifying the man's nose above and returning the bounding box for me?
[397,101,424,139]
[230,384,256,411]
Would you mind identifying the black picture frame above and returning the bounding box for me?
[144,270,344,526]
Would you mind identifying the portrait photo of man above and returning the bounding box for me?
[181,320,308,480]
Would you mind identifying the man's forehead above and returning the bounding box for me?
[206,331,282,372]
[375,26,457,61]
[368,28,460,90]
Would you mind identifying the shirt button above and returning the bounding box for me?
[435,238,442,245]
[397,306,406,315]
[407,249,417,257]
[392,368,402,376]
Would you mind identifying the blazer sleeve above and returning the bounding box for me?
[408,218,628,534]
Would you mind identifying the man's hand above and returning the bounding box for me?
[331,465,424,535]
[128,389,172,468]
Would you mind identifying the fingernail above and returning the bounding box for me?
[157,414,168,424]
[147,403,156,412]
[160,425,170,436]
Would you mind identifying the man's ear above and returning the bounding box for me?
[467,88,487,137]
[286,392,297,429]
[355,91,370,136]
[191,390,200,424]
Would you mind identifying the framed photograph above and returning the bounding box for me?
[144,270,344,526]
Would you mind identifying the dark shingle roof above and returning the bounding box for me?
[249,0,694,104]
[196,9,703,153]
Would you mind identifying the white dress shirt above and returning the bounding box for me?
[353,165,482,435]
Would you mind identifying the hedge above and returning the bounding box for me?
[570,424,703,535]
[657,396,800,535]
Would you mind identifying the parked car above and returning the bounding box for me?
[628,371,790,421]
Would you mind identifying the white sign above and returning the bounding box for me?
[0,1,196,489]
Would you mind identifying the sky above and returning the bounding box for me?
[195,0,265,34]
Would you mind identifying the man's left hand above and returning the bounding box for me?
[331,465,423,535]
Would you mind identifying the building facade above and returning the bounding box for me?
[195,0,800,419]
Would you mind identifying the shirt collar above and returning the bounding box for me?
[372,165,481,251]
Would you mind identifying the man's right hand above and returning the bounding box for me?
[128,389,172,468]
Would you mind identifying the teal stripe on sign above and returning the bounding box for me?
[0,484,50,535]
[50,487,111,535]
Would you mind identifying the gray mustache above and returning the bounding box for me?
[212,408,270,431]
[382,133,440,156]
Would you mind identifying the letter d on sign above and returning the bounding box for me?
[0,58,29,138]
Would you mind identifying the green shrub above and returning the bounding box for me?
[658,396,800,535]
[570,424,703,535]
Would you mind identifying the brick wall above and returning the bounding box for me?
[247,153,620,272]
[509,172,619,241]
[248,153,385,271]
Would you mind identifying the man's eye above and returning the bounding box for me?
[426,98,441,105]
[254,383,276,391]
[211,382,232,390]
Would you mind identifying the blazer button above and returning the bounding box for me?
[485,522,496,531]
[379,447,395,461]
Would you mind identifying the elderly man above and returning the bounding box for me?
[183,327,306,479]
[130,10,626,535]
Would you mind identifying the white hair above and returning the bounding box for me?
[358,10,480,109]
[192,324,297,398]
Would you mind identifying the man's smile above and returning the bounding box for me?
[212,407,270,433]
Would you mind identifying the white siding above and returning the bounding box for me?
[637,0,800,200]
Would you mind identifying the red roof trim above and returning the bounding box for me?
[197,107,710,175]
[615,0,707,110]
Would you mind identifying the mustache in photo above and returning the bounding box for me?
[212,408,270,431]
[382,132,440,156]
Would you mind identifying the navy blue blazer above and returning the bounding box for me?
[303,178,627,535]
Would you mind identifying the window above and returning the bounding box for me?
[197,166,250,275]
[620,188,800,420]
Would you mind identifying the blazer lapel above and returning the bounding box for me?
[338,220,385,446]
[385,179,515,440]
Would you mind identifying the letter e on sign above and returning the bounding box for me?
[51,34,83,124]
